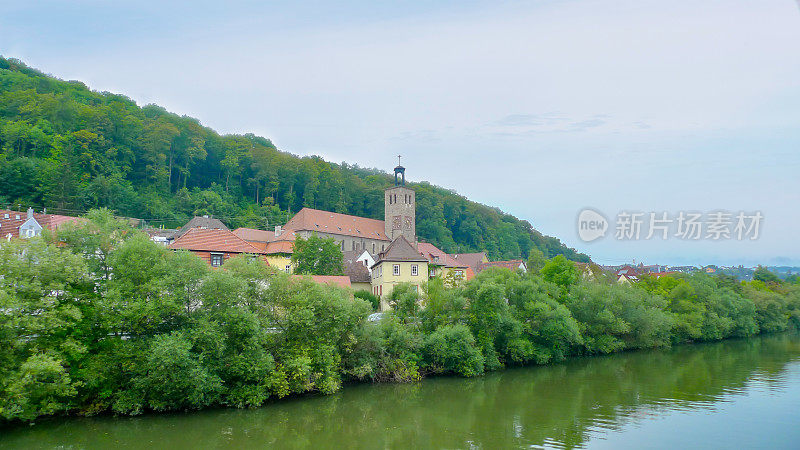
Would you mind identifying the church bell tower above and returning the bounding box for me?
[384,157,416,243]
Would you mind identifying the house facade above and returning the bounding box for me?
[371,236,428,310]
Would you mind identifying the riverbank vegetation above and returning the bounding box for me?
[1,211,799,422]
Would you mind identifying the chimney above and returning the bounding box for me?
[275,225,282,237]
[27,207,34,219]
[43,207,47,214]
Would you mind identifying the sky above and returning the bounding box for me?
[2,0,799,266]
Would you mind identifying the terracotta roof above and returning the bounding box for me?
[284,207,389,241]
[374,236,427,266]
[233,227,276,243]
[450,252,488,272]
[0,209,82,239]
[477,259,527,273]
[417,242,467,268]
[176,216,228,238]
[291,275,352,288]
[264,239,294,254]
[168,227,264,254]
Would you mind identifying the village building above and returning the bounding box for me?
[417,242,471,284]
[0,207,81,240]
[370,236,429,310]
[449,252,489,275]
[343,252,373,292]
[616,265,641,284]
[263,239,295,273]
[281,207,390,254]
[168,227,266,267]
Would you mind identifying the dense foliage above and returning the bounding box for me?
[0,56,587,261]
[1,211,798,423]
[291,235,344,276]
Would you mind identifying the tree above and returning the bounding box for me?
[526,248,547,275]
[291,234,344,275]
[540,255,579,288]
[753,266,780,284]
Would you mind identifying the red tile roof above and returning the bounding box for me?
[417,242,467,268]
[0,209,82,239]
[284,207,389,241]
[291,275,352,288]
[477,259,527,273]
[168,227,265,254]
[450,252,488,272]
[232,227,276,243]
[263,239,294,254]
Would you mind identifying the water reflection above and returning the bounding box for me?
[2,334,799,449]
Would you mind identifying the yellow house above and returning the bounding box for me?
[371,236,429,311]
[264,240,295,273]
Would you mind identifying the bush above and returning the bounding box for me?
[354,290,380,310]
[423,324,484,377]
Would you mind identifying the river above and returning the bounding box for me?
[2,333,799,449]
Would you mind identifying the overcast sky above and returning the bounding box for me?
[2,0,799,266]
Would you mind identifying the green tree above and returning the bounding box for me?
[291,234,344,275]
[541,255,579,288]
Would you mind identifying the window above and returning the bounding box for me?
[285,265,291,273]
[210,253,224,267]
[411,264,418,276]
[455,270,464,279]
[372,243,375,253]
[340,241,344,250]
[393,264,400,276]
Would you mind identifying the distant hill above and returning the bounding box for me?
[0,56,589,262]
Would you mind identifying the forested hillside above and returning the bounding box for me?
[0,57,588,261]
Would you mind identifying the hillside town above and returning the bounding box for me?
[2,163,794,311]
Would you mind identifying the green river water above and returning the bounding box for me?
[2,333,800,449]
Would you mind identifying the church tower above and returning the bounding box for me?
[384,159,416,243]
